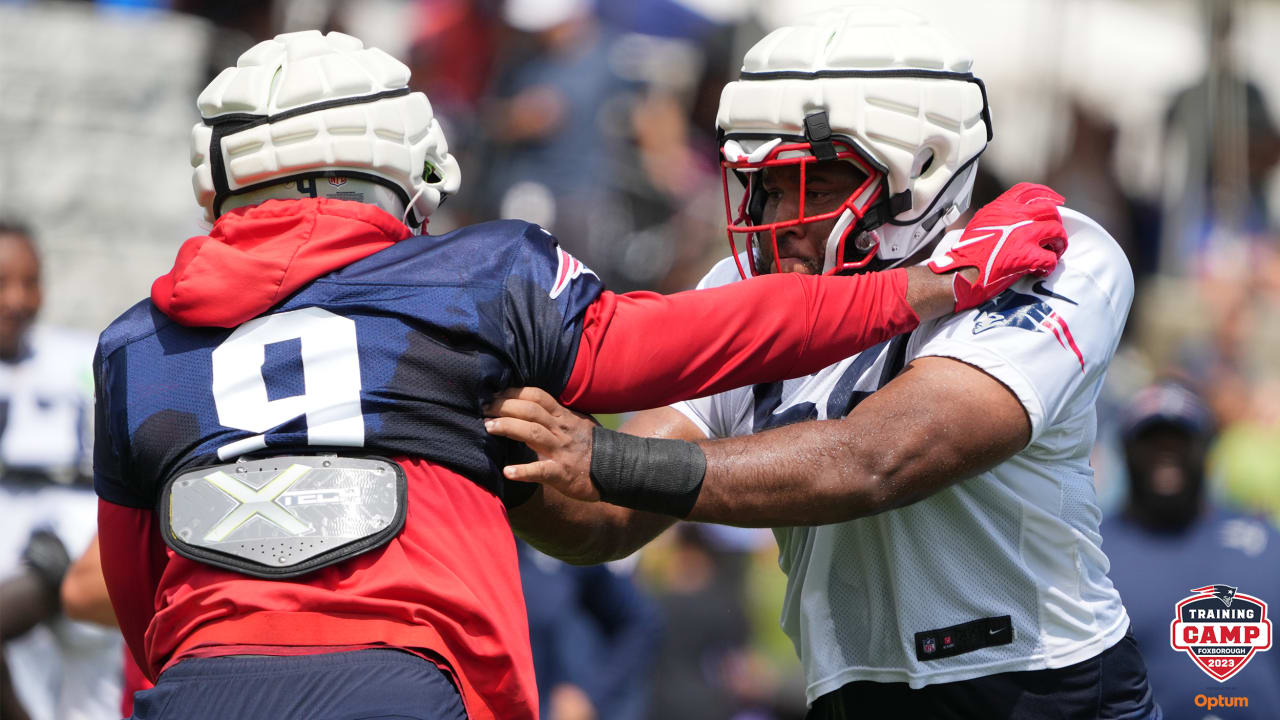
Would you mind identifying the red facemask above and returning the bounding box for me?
[721,139,884,278]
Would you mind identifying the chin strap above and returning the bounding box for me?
[822,208,859,273]
[402,183,427,233]
[822,175,891,273]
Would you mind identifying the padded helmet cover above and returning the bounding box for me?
[191,31,460,227]
[717,5,990,265]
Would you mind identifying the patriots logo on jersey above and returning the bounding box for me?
[973,291,1084,371]
[549,246,596,300]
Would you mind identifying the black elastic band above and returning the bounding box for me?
[804,111,838,161]
[740,68,979,82]
[204,87,412,130]
[590,426,706,517]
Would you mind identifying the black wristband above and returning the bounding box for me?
[501,478,540,509]
[589,426,706,517]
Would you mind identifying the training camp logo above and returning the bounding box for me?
[972,290,1084,370]
[1170,585,1272,682]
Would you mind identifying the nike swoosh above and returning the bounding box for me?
[988,627,1007,635]
[1031,280,1077,305]
[952,230,999,248]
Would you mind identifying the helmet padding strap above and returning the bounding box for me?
[804,111,838,162]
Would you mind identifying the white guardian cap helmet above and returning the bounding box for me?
[191,31,461,230]
[718,5,991,276]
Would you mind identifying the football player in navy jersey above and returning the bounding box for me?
[489,6,1159,719]
[94,31,1065,720]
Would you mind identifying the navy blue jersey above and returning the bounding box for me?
[94,220,603,509]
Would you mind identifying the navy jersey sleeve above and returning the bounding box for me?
[93,342,145,508]
[502,225,604,394]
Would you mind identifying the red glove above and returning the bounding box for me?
[929,183,1068,312]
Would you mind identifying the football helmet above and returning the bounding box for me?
[190,31,460,230]
[717,5,991,276]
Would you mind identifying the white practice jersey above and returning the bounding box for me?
[0,325,123,720]
[0,325,94,477]
[673,208,1134,700]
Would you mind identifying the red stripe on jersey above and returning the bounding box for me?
[554,247,571,293]
[1042,318,1068,350]
[551,247,593,300]
[1052,313,1086,371]
[1043,312,1085,371]
[98,460,536,720]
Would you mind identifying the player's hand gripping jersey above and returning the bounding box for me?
[94,197,1017,720]
[674,207,1134,699]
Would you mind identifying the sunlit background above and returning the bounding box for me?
[1,1,1278,719]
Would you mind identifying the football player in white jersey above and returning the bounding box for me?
[492,6,1159,719]
[0,222,124,720]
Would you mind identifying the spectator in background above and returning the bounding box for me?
[1046,100,1160,288]
[0,221,122,720]
[1160,0,1280,272]
[517,539,659,720]
[1209,377,1280,528]
[642,525,804,720]
[406,0,501,144]
[643,524,749,720]
[1141,249,1280,526]
[405,0,504,233]
[1201,250,1280,526]
[1102,380,1280,719]
[170,0,275,81]
[476,0,637,285]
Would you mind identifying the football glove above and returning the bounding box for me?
[929,183,1068,312]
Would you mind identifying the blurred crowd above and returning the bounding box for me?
[1,0,1279,719]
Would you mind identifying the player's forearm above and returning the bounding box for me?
[509,486,675,565]
[61,537,120,628]
[685,412,1006,527]
[905,266,968,322]
[683,419,890,526]
[682,359,1029,525]
[561,269,922,413]
[580,381,1024,525]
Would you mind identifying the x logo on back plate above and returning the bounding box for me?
[203,464,312,541]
